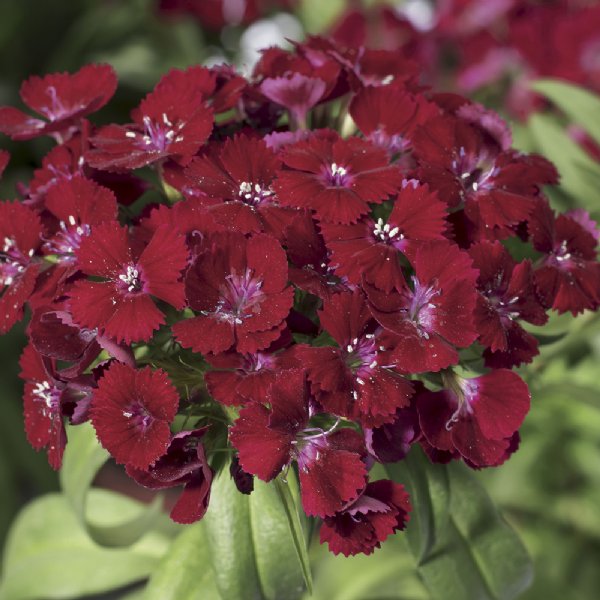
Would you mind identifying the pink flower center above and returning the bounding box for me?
[407,277,440,336]
[488,293,520,321]
[41,86,70,121]
[323,162,351,187]
[117,264,144,294]
[44,215,91,260]
[32,380,62,418]
[215,269,264,325]
[344,335,378,376]
[549,239,576,268]
[238,181,275,206]
[368,130,408,155]
[1,237,30,287]
[452,146,497,194]
[241,351,276,373]
[122,400,154,432]
[294,434,329,472]
[128,113,185,153]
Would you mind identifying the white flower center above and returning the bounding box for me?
[373,218,402,242]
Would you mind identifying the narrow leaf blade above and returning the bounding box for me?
[274,476,313,594]
[145,522,222,600]
[387,448,533,600]
[60,422,165,548]
[532,79,600,146]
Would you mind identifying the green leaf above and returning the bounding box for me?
[531,79,600,147]
[298,0,346,33]
[274,477,313,594]
[0,491,170,600]
[305,534,428,600]
[387,448,533,600]
[250,478,309,600]
[60,422,164,547]
[145,522,222,600]
[527,113,600,209]
[202,467,308,600]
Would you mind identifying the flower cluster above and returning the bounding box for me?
[329,0,600,120]
[1,37,599,557]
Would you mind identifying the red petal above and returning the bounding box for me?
[76,221,131,278]
[138,225,188,308]
[173,315,235,355]
[91,363,178,469]
[299,447,367,517]
[467,370,530,440]
[229,403,293,481]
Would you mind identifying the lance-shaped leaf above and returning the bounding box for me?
[60,422,164,547]
[202,465,310,600]
[386,448,533,600]
[145,521,222,600]
[528,113,600,208]
[0,491,169,600]
[531,79,600,147]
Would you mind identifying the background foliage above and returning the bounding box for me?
[1,1,599,599]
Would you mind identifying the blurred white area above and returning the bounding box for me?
[238,13,304,74]
[396,0,435,31]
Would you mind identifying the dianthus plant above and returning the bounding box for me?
[1,38,599,560]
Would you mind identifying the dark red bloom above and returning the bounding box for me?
[469,240,547,368]
[321,181,448,292]
[292,291,414,428]
[29,305,99,364]
[183,134,295,237]
[413,115,558,240]
[19,344,68,469]
[366,241,479,372]
[334,46,419,89]
[28,303,135,374]
[173,232,293,355]
[126,428,213,524]
[0,64,117,141]
[23,138,85,207]
[87,67,214,171]
[19,344,94,469]
[273,132,403,224]
[252,42,342,102]
[260,73,327,127]
[0,201,43,333]
[91,363,179,469]
[285,211,350,300]
[69,221,188,344]
[365,399,421,464]
[529,201,600,315]
[349,85,438,156]
[416,370,530,468]
[43,176,118,262]
[230,369,367,517]
[320,479,411,556]
[204,344,287,406]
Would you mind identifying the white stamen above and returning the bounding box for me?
[330,163,347,177]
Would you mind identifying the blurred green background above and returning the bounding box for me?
[1,1,600,599]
